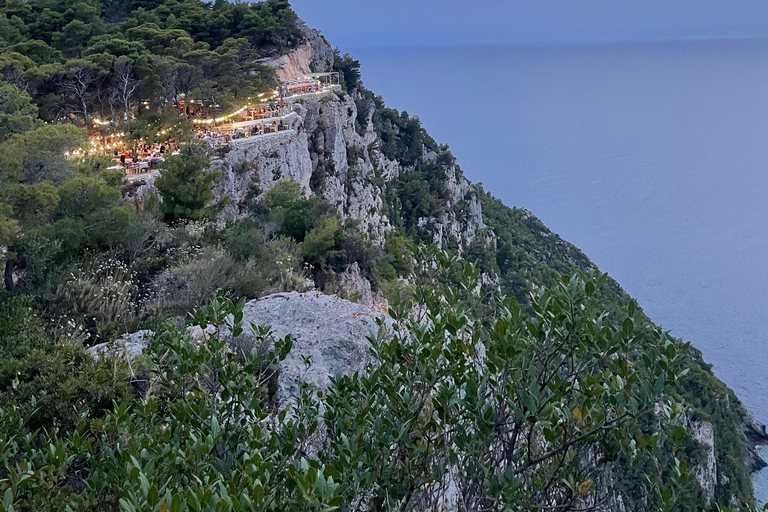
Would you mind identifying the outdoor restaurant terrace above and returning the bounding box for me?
[76,73,341,177]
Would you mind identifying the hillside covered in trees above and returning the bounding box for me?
[0,1,765,511]
[0,0,299,122]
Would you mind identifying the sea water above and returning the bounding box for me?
[350,39,768,501]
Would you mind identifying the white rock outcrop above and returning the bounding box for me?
[214,92,483,248]
[264,43,314,81]
[240,291,390,404]
[298,24,334,73]
[690,420,717,504]
[87,330,154,360]
[87,292,391,407]
[336,261,377,305]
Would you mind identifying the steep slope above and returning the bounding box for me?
[203,26,768,509]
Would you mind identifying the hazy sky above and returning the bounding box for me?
[288,0,768,48]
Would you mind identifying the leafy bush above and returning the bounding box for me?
[301,217,343,271]
[250,179,336,242]
[322,251,692,510]
[0,260,711,511]
[152,243,307,313]
[383,232,414,276]
[0,296,340,512]
[155,143,220,222]
[0,294,134,432]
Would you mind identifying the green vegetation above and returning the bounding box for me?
[0,0,301,125]
[338,55,760,507]
[154,142,220,221]
[0,0,762,510]
[0,258,712,512]
[333,49,361,94]
[474,192,759,508]
[0,0,318,333]
[0,81,38,142]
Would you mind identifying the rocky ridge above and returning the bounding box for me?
[743,409,768,472]
[212,95,484,249]
[250,34,768,501]
[125,25,768,505]
[212,29,484,249]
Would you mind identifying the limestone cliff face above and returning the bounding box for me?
[213,92,483,249]
[261,25,333,80]
[264,43,314,80]
[688,419,718,504]
[239,291,389,404]
[742,409,768,472]
[298,23,334,73]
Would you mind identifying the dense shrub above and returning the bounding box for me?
[0,260,709,511]
[301,217,343,271]
[55,258,146,342]
[152,243,307,313]
[0,294,134,432]
[155,143,221,221]
[251,179,336,242]
[383,233,414,276]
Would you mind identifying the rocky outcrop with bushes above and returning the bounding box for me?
[211,74,484,251]
[0,0,762,506]
[88,291,390,406]
[116,27,768,507]
[184,34,768,509]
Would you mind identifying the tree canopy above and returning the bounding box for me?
[0,0,302,126]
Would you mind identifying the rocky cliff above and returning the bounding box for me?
[744,410,768,472]
[132,25,768,508]
[213,95,484,251]
[256,36,768,506]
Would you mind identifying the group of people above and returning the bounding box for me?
[231,119,288,139]
[197,129,229,148]
[189,101,288,125]
[196,118,290,147]
[114,140,179,174]
[243,101,288,120]
[285,81,326,97]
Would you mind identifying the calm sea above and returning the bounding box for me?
[350,39,768,500]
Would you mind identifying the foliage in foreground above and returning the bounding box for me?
[2,250,749,512]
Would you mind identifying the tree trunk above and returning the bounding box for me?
[4,260,13,291]
[81,97,89,128]
[123,75,131,121]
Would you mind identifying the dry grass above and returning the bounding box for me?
[56,259,148,342]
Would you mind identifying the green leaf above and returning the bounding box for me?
[622,318,634,337]
[148,486,159,508]
[2,489,13,509]
[119,498,136,512]
[211,415,220,439]
[170,494,182,512]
